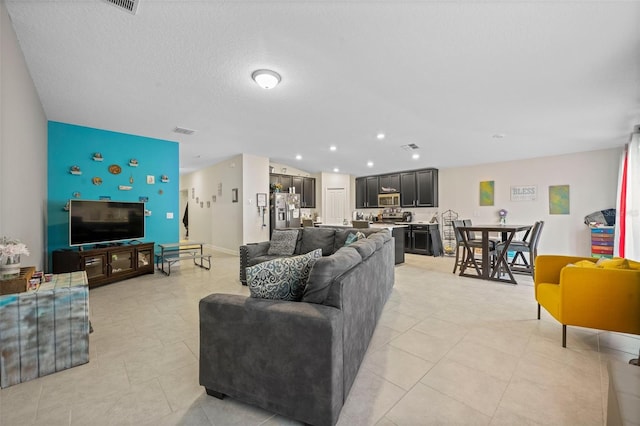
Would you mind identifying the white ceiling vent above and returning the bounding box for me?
[400,143,420,151]
[103,0,140,15]
[173,127,196,135]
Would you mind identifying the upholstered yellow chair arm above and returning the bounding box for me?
[534,255,594,287]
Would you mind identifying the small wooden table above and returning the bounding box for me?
[458,224,533,284]
[156,242,211,275]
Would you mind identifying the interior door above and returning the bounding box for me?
[325,188,346,225]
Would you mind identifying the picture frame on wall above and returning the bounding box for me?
[232,188,238,203]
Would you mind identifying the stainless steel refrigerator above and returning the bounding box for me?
[270,193,301,237]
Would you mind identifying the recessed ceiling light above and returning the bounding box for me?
[367,161,374,167]
[333,167,339,173]
[295,154,302,160]
[330,145,337,151]
[376,133,385,140]
[492,133,506,139]
[251,69,281,89]
[412,153,420,160]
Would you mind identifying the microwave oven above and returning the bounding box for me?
[378,193,400,207]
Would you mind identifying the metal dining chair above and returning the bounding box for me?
[496,220,544,276]
[452,220,496,274]
[352,220,370,229]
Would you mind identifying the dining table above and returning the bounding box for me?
[457,223,533,284]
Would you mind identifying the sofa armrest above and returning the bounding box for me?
[534,255,593,287]
[239,242,271,284]
[199,294,344,426]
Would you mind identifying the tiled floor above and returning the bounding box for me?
[1,252,638,425]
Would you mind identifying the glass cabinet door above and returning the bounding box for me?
[137,248,153,272]
[83,254,108,281]
[110,249,134,275]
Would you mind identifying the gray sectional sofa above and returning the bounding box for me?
[239,226,384,285]
[199,228,395,426]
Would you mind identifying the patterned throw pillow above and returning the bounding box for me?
[247,249,322,301]
[267,229,300,256]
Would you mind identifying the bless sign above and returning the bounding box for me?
[510,185,537,201]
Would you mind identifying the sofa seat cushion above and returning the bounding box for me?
[247,249,322,301]
[268,229,300,256]
[302,246,362,304]
[300,228,337,256]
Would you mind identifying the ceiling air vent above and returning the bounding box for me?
[400,143,420,151]
[103,0,140,15]
[173,127,196,135]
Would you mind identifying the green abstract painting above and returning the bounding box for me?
[549,185,570,214]
[479,181,494,206]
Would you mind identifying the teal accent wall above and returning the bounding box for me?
[47,122,179,256]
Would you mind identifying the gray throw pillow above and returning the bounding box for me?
[268,229,300,256]
[247,249,322,301]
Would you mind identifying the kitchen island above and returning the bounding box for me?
[318,223,408,264]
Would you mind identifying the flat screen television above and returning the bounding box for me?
[69,200,145,246]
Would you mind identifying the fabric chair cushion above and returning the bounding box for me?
[267,229,300,256]
[247,249,322,301]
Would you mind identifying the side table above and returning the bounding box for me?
[0,271,89,388]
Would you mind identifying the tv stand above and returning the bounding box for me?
[52,242,154,288]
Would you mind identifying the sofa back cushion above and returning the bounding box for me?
[347,238,377,260]
[300,228,337,256]
[302,246,362,304]
[247,249,322,301]
[268,229,300,256]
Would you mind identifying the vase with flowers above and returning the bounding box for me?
[0,237,30,279]
[271,183,283,193]
[498,209,508,225]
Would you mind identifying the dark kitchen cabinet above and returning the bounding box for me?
[355,176,379,208]
[272,174,315,208]
[400,172,417,207]
[302,177,315,208]
[379,174,400,193]
[416,169,438,207]
[400,169,438,207]
[270,174,293,193]
[404,224,441,256]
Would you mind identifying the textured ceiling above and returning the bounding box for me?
[5,1,640,176]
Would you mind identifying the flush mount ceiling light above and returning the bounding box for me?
[330,145,337,151]
[251,69,281,89]
[295,154,302,160]
[333,167,339,173]
[412,153,420,160]
[367,161,374,167]
[376,133,385,140]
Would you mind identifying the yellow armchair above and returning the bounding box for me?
[534,255,640,347]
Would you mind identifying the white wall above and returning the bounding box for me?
[354,148,621,257]
[180,155,243,254]
[439,148,621,256]
[1,2,47,269]
[243,154,270,244]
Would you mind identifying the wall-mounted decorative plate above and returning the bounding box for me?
[92,177,103,185]
[108,164,122,174]
[70,165,82,175]
[129,159,139,167]
[93,153,103,161]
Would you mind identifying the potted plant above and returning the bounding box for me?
[0,237,30,279]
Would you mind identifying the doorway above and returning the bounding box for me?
[179,189,189,240]
[325,188,346,225]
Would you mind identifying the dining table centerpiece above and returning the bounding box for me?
[0,237,30,279]
[498,209,508,225]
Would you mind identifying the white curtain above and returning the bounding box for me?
[614,133,640,260]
